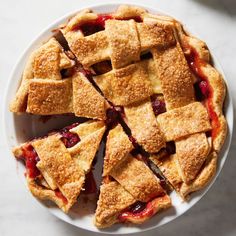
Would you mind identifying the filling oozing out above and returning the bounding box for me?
[151,94,166,116]
[92,60,112,75]
[60,123,81,148]
[17,123,82,203]
[71,13,143,36]
[105,107,125,129]
[55,189,68,204]
[20,144,41,179]
[118,200,156,222]
[18,144,68,203]
[72,14,113,35]
[184,45,220,139]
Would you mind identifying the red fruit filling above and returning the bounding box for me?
[55,189,68,204]
[92,60,112,75]
[118,200,154,222]
[83,171,97,194]
[105,107,121,128]
[60,123,80,148]
[184,45,221,139]
[166,141,176,155]
[72,14,113,36]
[19,144,40,179]
[151,94,166,116]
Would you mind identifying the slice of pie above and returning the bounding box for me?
[10,4,227,228]
[13,121,105,212]
[94,125,171,228]
[10,38,109,120]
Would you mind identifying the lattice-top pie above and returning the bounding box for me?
[10,5,227,228]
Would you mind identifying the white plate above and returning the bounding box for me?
[3,3,233,234]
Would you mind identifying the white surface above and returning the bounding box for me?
[0,0,236,235]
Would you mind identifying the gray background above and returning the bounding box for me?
[0,0,236,235]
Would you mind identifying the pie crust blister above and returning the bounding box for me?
[10,5,227,229]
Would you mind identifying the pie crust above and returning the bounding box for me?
[10,4,227,228]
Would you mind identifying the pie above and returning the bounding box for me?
[10,5,227,228]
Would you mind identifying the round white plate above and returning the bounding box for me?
[4,3,233,234]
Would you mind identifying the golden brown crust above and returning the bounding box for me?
[103,124,133,176]
[137,22,176,51]
[175,133,210,184]
[72,72,109,119]
[69,125,105,173]
[111,154,164,202]
[33,38,62,80]
[151,151,217,199]
[27,177,74,213]
[32,136,85,205]
[140,59,162,94]
[66,31,110,68]
[179,152,217,198]
[157,102,211,141]
[70,120,105,139]
[105,19,140,69]
[94,181,136,228]
[201,65,227,152]
[114,5,147,19]
[94,63,153,106]
[152,43,195,110]
[9,52,34,112]
[150,154,182,192]
[119,194,171,224]
[10,38,74,114]
[27,78,73,115]
[178,29,227,153]
[124,100,166,153]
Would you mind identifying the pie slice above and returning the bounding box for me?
[10,37,109,119]
[13,120,105,212]
[95,125,171,228]
[10,38,74,113]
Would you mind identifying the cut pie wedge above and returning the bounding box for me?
[13,120,105,212]
[95,125,171,228]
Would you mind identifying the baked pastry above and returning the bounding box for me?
[95,125,171,228]
[10,4,227,228]
[13,121,105,212]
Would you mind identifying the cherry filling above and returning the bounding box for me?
[20,144,40,179]
[60,67,76,79]
[184,45,220,139]
[83,171,97,194]
[60,123,80,148]
[118,200,154,222]
[60,131,80,148]
[151,94,166,116]
[105,107,122,128]
[128,201,147,214]
[55,189,68,204]
[92,60,112,75]
[72,14,113,36]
